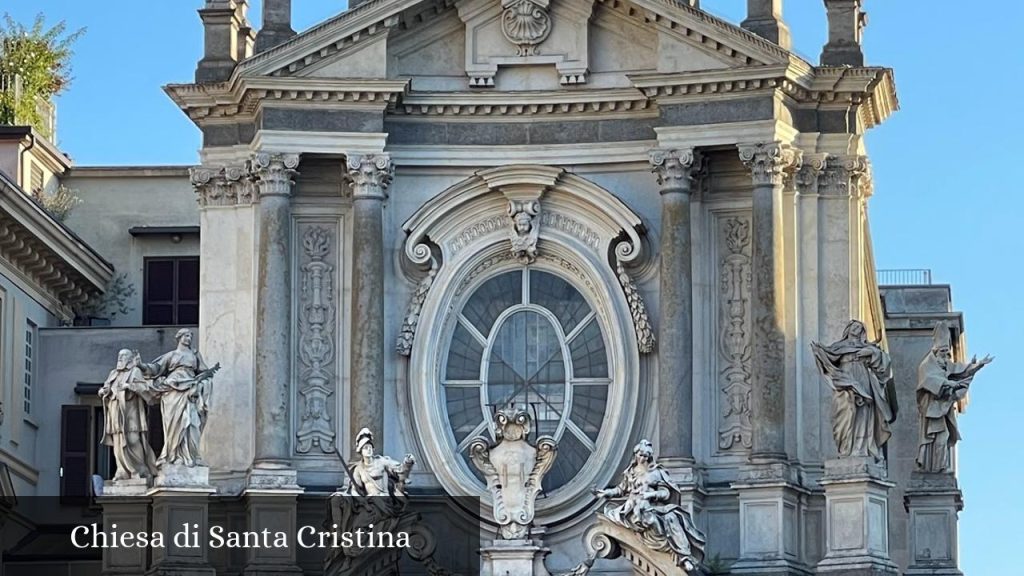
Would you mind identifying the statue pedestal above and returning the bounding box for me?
[102,477,151,497]
[816,458,897,576]
[241,488,305,575]
[98,493,152,576]
[730,460,811,575]
[903,472,963,576]
[480,539,551,576]
[155,464,212,489]
[146,485,217,576]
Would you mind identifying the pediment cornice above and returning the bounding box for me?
[165,77,411,123]
[0,172,113,319]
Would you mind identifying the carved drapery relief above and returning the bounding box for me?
[296,226,337,454]
[501,0,552,56]
[615,260,655,354]
[718,217,753,451]
[396,258,438,357]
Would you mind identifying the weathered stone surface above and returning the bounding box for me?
[260,108,383,133]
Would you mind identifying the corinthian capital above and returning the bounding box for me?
[820,155,870,198]
[738,142,800,187]
[345,154,394,200]
[191,166,236,207]
[249,152,300,197]
[649,148,699,193]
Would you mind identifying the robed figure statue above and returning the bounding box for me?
[916,322,992,473]
[595,439,706,572]
[137,328,219,467]
[811,320,897,461]
[100,349,158,480]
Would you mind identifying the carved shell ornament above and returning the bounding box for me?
[501,0,552,56]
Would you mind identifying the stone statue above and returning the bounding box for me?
[594,439,706,573]
[508,199,540,264]
[916,322,992,473]
[100,349,157,481]
[137,328,219,467]
[468,408,557,540]
[328,428,416,569]
[811,320,897,462]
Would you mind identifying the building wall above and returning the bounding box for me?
[62,168,198,326]
[0,263,60,497]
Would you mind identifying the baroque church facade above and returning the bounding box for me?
[0,0,976,575]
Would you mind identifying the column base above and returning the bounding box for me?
[480,539,550,576]
[247,464,300,490]
[821,42,865,66]
[904,472,963,576]
[730,461,810,576]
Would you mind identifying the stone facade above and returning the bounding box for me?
[0,1,981,575]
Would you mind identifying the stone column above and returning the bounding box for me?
[742,0,791,49]
[249,152,301,488]
[649,148,700,465]
[255,0,295,53]
[738,142,799,462]
[346,154,394,452]
[822,0,866,66]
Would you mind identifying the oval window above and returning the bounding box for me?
[443,267,610,492]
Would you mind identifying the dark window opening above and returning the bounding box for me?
[144,257,199,325]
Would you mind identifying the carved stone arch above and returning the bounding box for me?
[398,165,650,532]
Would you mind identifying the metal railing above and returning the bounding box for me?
[0,73,57,139]
[877,269,932,285]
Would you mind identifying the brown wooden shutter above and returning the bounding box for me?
[60,405,91,502]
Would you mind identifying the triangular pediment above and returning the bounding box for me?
[235,0,794,89]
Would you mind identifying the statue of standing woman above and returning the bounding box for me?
[811,320,897,461]
[137,328,219,468]
[100,349,157,481]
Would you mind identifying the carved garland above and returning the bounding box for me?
[296,226,337,454]
[718,217,753,451]
[615,259,655,354]
[396,258,438,357]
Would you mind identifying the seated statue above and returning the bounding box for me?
[594,439,706,573]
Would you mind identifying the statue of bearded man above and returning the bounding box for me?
[100,349,157,481]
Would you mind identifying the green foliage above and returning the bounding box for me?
[74,273,138,324]
[0,13,84,137]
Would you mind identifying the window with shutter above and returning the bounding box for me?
[60,405,92,502]
[143,257,200,325]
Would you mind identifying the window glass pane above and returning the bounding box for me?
[543,431,588,493]
[446,323,484,380]
[529,270,591,334]
[444,387,482,445]
[569,319,608,378]
[487,310,565,439]
[461,271,521,335]
[146,260,175,302]
[178,259,200,301]
[146,304,174,325]
[570,385,608,442]
[177,304,199,325]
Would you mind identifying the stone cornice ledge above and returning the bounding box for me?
[392,88,651,117]
[165,77,411,123]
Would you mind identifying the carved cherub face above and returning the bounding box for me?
[514,211,532,234]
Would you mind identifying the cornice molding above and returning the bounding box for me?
[392,88,652,117]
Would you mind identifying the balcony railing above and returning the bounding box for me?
[0,73,57,139]
[877,268,932,286]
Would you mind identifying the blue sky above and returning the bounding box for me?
[6,0,1021,571]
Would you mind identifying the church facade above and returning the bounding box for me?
[0,1,977,575]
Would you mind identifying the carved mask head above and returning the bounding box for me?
[495,408,531,442]
[514,211,533,234]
